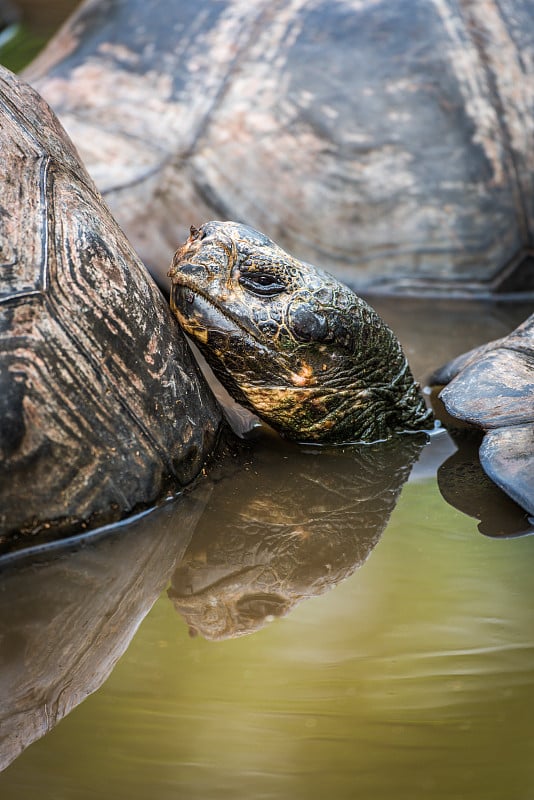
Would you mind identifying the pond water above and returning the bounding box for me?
[1,296,534,800]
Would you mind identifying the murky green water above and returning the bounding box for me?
[1,297,533,798]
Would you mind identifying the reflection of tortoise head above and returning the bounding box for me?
[169,575,293,641]
[168,539,368,641]
[168,436,425,639]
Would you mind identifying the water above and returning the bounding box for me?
[1,294,533,798]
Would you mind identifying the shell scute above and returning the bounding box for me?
[0,66,222,542]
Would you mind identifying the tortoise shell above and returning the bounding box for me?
[0,66,222,542]
[26,0,534,295]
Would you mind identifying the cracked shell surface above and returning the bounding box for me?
[27,0,534,295]
[0,66,222,541]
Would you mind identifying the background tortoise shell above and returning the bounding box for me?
[26,0,534,296]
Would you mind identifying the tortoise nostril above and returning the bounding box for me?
[189,225,205,241]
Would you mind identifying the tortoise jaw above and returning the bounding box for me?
[169,270,268,349]
[170,282,240,338]
[169,281,276,384]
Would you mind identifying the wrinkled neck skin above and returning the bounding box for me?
[169,221,432,444]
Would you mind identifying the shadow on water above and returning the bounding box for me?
[167,426,533,646]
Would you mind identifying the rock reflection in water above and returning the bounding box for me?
[169,435,426,639]
[427,389,533,537]
[437,436,534,538]
[0,488,210,772]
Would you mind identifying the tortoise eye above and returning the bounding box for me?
[238,272,286,297]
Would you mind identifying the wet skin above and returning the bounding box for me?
[168,221,432,444]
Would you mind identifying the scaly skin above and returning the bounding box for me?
[168,221,432,443]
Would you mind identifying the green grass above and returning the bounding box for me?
[0,24,46,72]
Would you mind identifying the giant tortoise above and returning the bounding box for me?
[25,0,534,295]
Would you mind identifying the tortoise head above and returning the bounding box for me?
[168,221,431,443]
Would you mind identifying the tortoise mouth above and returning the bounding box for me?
[170,280,265,346]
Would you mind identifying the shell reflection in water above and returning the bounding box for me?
[168,434,426,639]
[0,489,209,772]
